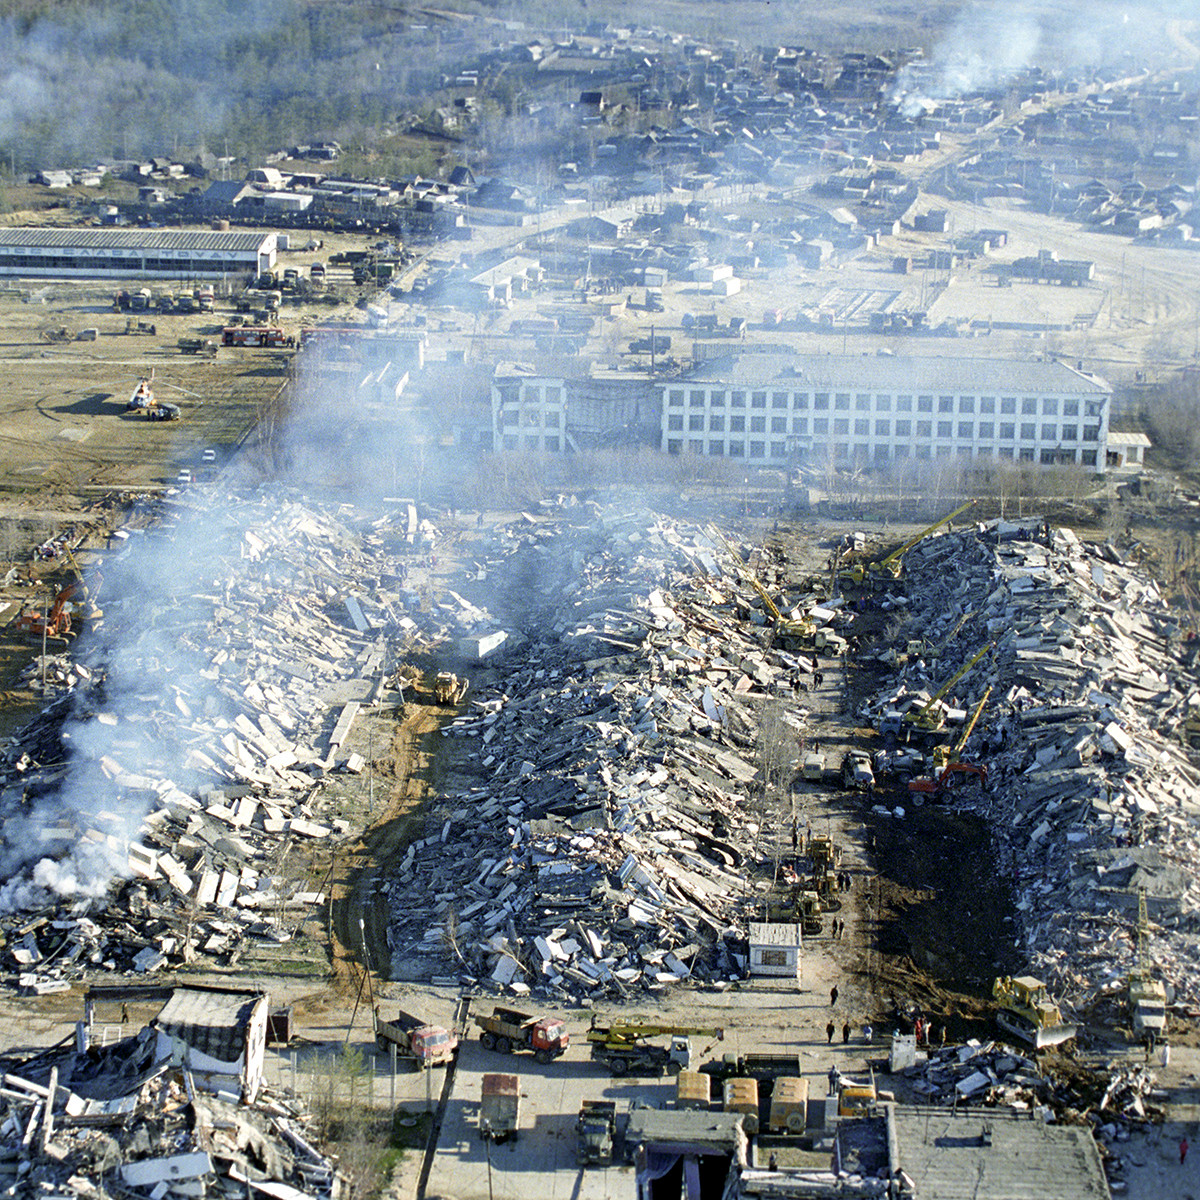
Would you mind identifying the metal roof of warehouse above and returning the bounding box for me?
[677,353,1112,394]
[0,227,269,252]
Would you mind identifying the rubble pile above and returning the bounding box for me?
[0,489,476,983]
[384,509,835,999]
[896,1036,1160,1126]
[0,492,828,996]
[866,520,1200,1012]
[0,1040,340,1199]
[901,1039,1046,1107]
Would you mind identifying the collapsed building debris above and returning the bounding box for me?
[862,518,1200,1018]
[0,490,470,980]
[384,508,852,998]
[0,490,848,998]
[0,994,342,1199]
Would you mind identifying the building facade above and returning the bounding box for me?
[492,362,658,452]
[659,353,1113,472]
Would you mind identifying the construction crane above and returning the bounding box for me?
[839,500,976,588]
[932,685,991,769]
[880,641,994,742]
[909,686,991,796]
[710,527,815,649]
[1128,888,1167,1043]
[587,1019,724,1076]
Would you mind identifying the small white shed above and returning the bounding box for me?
[748,922,803,981]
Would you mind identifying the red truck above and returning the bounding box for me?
[221,326,293,348]
[373,1007,457,1068]
[474,1005,569,1064]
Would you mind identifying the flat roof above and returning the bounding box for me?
[0,227,271,253]
[749,922,803,946]
[674,353,1112,395]
[889,1106,1110,1200]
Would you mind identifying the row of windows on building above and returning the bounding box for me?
[0,254,252,272]
[662,439,1100,466]
[499,433,562,451]
[498,408,562,427]
[664,389,1104,418]
[664,413,1101,441]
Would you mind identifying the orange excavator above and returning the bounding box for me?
[14,551,103,641]
[908,686,991,798]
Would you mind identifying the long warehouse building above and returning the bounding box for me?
[0,228,276,279]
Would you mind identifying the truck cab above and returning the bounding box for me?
[530,1016,569,1057]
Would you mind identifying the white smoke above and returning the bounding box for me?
[889,0,1192,118]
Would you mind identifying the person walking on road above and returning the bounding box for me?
[1180,1136,1189,1166]
[830,984,839,1007]
[842,1021,851,1044]
[826,1020,836,1044]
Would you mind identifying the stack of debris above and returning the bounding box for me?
[384,510,845,998]
[0,493,828,995]
[864,519,1200,1013]
[898,1039,1046,1107]
[0,490,480,981]
[0,1038,340,1198]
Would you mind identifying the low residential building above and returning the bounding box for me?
[1106,430,1151,469]
[660,352,1112,472]
[152,985,270,1103]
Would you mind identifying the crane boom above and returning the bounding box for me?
[910,642,994,731]
[874,499,976,574]
[587,1020,725,1046]
[710,526,812,644]
[933,685,991,768]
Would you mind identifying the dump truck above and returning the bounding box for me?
[474,1005,569,1064]
[588,1020,723,1076]
[479,1073,520,1142]
[372,1007,458,1067]
[576,1100,617,1165]
[992,976,1077,1048]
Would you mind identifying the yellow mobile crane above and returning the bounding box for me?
[711,527,815,649]
[587,1019,724,1076]
[879,642,994,742]
[1128,889,1167,1043]
[839,499,976,589]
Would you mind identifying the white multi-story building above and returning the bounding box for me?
[659,353,1113,472]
